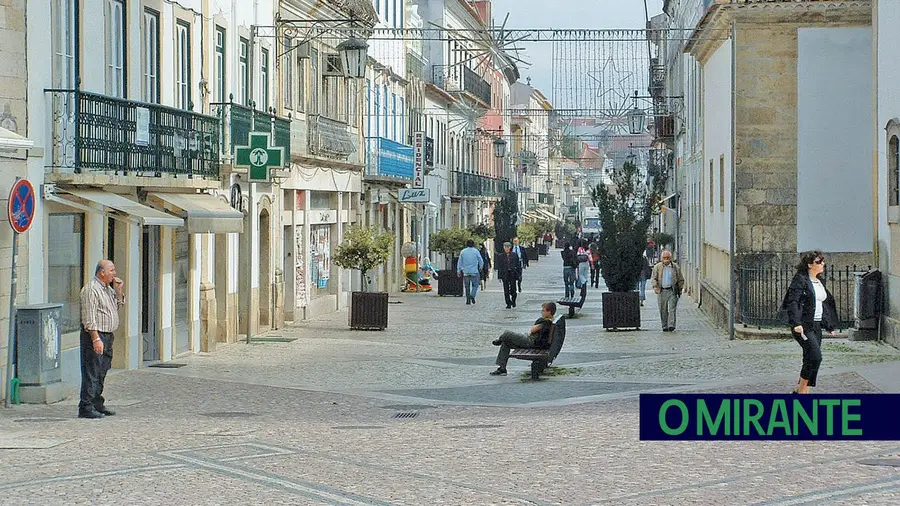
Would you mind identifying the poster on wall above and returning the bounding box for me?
[310,226,331,290]
[295,233,307,308]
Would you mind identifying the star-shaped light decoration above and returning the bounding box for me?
[429,13,531,74]
[587,55,633,110]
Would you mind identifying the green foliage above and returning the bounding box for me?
[332,225,394,291]
[532,219,555,236]
[492,190,519,254]
[430,227,477,258]
[554,219,578,245]
[590,159,665,292]
[516,223,539,246]
[650,232,676,248]
[467,222,495,244]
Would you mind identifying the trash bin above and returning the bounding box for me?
[851,270,882,341]
[15,303,68,403]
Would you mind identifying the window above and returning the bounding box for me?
[48,214,85,334]
[382,85,389,136]
[310,48,319,114]
[719,155,726,212]
[215,26,226,102]
[239,37,249,105]
[176,21,191,109]
[260,48,269,110]
[391,93,397,140]
[283,37,293,109]
[52,0,76,89]
[709,159,714,212]
[373,80,380,137]
[142,10,159,103]
[365,79,371,136]
[105,0,125,98]
[347,79,356,126]
[297,53,306,111]
[399,97,405,141]
[890,136,899,206]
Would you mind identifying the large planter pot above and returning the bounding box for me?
[525,247,539,261]
[349,291,389,330]
[538,243,549,256]
[438,261,464,297]
[601,291,641,330]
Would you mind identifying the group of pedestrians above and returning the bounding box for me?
[559,240,601,297]
[457,236,528,308]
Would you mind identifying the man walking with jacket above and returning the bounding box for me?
[651,250,685,332]
[497,242,522,309]
[457,239,484,305]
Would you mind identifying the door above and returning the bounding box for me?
[142,226,159,362]
[174,228,191,356]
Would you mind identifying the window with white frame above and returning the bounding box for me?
[382,85,389,135]
[310,48,319,114]
[142,9,159,103]
[239,37,249,105]
[261,48,269,110]
[399,97,405,142]
[365,79,372,136]
[283,37,293,109]
[176,21,191,109]
[215,26,226,102]
[105,0,125,98]
[297,53,306,112]
[52,0,76,89]
[391,93,397,141]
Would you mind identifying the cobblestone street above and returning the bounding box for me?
[3,252,900,505]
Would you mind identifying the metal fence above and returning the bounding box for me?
[738,263,869,329]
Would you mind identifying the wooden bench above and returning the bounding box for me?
[508,316,568,380]
[557,283,588,317]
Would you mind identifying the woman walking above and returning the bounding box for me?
[479,244,492,290]
[576,240,591,289]
[560,243,578,297]
[589,243,601,288]
[781,250,838,394]
[638,253,652,306]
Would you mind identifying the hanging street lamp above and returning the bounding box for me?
[336,37,369,79]
[628,91,646,135]
[493,138,508,158]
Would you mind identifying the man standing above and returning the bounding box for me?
[79,259,124,418]
[489,302,556,376]
[651,250,684,332]
[457,239,484,305]
[497,242,522,309]
[511,237,526,292]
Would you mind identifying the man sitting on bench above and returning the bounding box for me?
[489,302,557,376]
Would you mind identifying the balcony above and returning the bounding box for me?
[212,101,291,163]
[431,65,492,108]
[537,193,555,206]
[365,137,414,181]
[654,114,676,143]
[451,171,507,198]
[650,59,666,96]
[308,114,357,160]
[46,89,220,178]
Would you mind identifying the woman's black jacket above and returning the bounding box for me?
[560,248,577,268]
[782,272,839,331]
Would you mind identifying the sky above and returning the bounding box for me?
[488,0,665,103]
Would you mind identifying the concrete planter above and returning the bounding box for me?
[601,291,641,330]
[349,291,389,330]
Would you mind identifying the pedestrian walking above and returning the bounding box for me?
[650,250,684,332]
[457,239,484,305]
[497,242,522,308]
[589,243,601,288]
[780,250,838,394]
[489,302,556,376]
[576,240,590,289]
[479,244,492,290]
[78,259,125,419]
[638,252,652,306]
[560,242,577,297]
[512,237,526,292]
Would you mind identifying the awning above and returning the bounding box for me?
[535,208,559,221]
[0,126,33,149]
[52,189,184,227]
[148,192,243,234]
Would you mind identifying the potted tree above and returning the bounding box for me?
[517,222,540,262]
[493,190,518,256]
[429,226,472,297]
[332,225,394,330]
[535,219,554,255]
[591,159,666,330]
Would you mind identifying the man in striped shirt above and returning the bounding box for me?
[78,259,125,419]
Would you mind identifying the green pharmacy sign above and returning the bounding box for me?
[235,132,284,183]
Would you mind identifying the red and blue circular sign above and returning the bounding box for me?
[8,179,35,234]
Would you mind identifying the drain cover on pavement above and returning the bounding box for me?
[393,411,419,419]
[148,363,187,368]
[859,458,900,467]
[200,411,259,418]
[446,424,503,430]
[380,404,436,410]
[331,426,385,430]
[13,418,68,423]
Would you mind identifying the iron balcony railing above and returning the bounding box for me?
[451,171,506,198]
[365,136,414,180]
[431,65,492,107]
[211,100,291,163]
[308,114,357,160]
[738,261,867,329]
[46,89,220,177]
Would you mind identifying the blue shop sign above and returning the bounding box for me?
[373,137,414,179]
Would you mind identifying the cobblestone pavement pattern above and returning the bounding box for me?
[3,250,900,505]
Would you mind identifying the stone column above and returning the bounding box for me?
[199,281,217,352]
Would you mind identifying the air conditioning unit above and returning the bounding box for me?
[323,54,343,76]
[295,41,311,59]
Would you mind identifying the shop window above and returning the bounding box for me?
[48,213,85,333]
[309,225,331,296]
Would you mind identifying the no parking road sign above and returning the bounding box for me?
[8,179,35,234]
